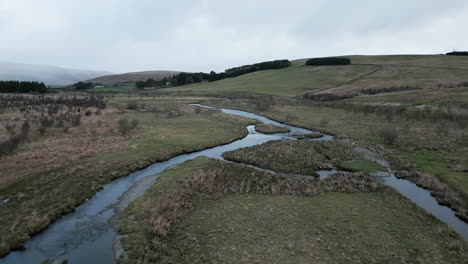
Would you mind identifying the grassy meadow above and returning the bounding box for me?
[162,64,377,96]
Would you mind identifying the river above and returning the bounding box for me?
[1,104,466,264]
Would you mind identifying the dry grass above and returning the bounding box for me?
[222,139,358,175]
[254,124,290,134]
[0,108,129,189]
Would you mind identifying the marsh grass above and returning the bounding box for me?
[254,124,290,134]
[392,156,468,221]
[222,139,358,175]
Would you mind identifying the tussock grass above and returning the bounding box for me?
[254,124,290,134]
[338,159,385,173]
[222,139,358,175]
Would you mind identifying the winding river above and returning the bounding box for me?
[1,104,467,264]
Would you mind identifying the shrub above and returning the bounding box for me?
[377,125,398,145]
[131,119,139,130]
[126,102,138,110]
[320,119,329,127]
[360,86,421,95]
[73,82,93,90]
[39,126,47,135]
[70,114,81,127]
[303,93,354,101]
[306,57,351,66]
[118,118,130,136]
[118,118,139,136]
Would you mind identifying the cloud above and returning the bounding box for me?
[0,0,467,73]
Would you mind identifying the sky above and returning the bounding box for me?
[0,0,467,73]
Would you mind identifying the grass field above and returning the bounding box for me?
[115,157,467,264]
[162,64,377,96]
[159,55,468,100]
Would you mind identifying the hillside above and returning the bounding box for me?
[87,70,179,86]
[0,61,111,87]
[164,55,468,101]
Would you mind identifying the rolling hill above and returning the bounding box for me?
[0,61,111,87]
[163,55,468,101]
[87,70,179,86]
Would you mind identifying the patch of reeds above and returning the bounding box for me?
[222,139,357,175]
[254,124,290,134]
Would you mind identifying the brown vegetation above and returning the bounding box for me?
[391,157,468,221]
[254,124,290,134]
[131,159,380,263]
[222,139,358,176]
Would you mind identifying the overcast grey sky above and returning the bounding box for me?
[1,0,467,73]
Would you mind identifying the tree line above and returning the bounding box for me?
[0,81,47,93]
[73,81,93,90]
[446,51,468,56]
[305,57,351,66]
[135,59,291,89]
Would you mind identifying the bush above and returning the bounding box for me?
[303,93,354,101]
[118,118,139,136]
[118,118,130,136]
[377,125,398,145]
[320,119,329,127]
[126,102,138,110]
[131,119,139,130]
[71,114,81,127]
[135,81,146,89]
[306,57,351,66]
[73,82,93,90]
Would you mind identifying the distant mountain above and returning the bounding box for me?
[0,61,112,87]
[87,71,179,86]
